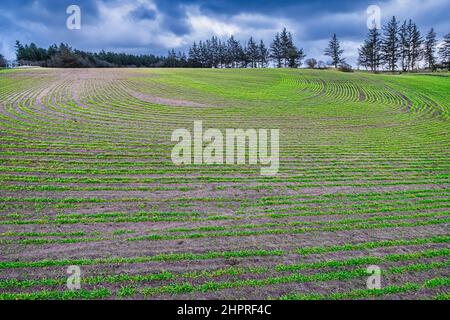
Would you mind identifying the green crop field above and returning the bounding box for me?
[0,67,448,300]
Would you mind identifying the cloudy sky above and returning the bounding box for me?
[1,0,449,65]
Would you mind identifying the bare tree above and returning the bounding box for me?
[305,58,318,69]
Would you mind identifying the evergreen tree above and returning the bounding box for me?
[439,33,450,70]
[279,28,292,67]
[358,27,382,71]
[0,54,7,68]
[258,40,269,68]
[198,40,207,67]
[226,35,244,68]
[399,20,410,71]
[240,43,250,68]
[203,39,212,67]
[246,37,259,68]
[188,42,201,67]
[286,32,305,68]
[166,49,177,67]
[405,20,414,71]
[177,51,187,67]
[270,28,304,68]
[47,44,58,59]
[410,22,423,71]
[217,40,227,68]
[288,47,306,68]
[210,36,220,68]
[358,43,371,70]
[15,41,25,61]
[324,34,345,68]
[270,33,283,68]
[424,28,437,71]
[381,16,400,72]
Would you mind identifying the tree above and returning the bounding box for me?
[226,35,244,68]
[217,40,227,68]
[305,58,318,69]
[210,36,220,68]
[199,39,211,68]
[188,42,201,67]
[424,28,437,71]
[439,33,450,71]
[288,47,305,68]
[270,33,283,68]
[410,22,423,71]
[165,49,178,67]
[279,28,292,67]
[246,37,259,68]
[177,51,187,67]
[324,34,345,68]
[240,43,250,68]
[47,44,58,59]
[287,31,306,68]
[258,40,269,68]
[270,28,304,68]
[358,44,371,70]
[0,54,7,68]
[381,16,400,72]
[358,27,382,71]
[15,41,25,62]
[399,20,410,71]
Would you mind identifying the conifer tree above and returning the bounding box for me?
[424,28,437,71]
[381,16,400,72]
[358,27,382,71]
[324,34,345,68]
[439,33,450,71]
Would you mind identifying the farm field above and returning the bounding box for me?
[0,67,449,300]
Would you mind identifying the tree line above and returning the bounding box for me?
[7,22,450,71]
[358,16,450,71]
[12,28,306,69]
[14,42,167,68]
[179,28,306,68]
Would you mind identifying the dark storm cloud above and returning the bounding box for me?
[159,0,364,15]
[154,1,192,35]
[129,5,157,21]
[1,0,449,64]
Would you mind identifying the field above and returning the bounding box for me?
[0,67,449,300]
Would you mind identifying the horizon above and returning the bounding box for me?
[1,0,450,66]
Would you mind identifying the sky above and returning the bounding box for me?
[1,0,449,65]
